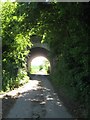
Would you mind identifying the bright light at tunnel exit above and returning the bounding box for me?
[30,56,50,75]
[31,56,48,66]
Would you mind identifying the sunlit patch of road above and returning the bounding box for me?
[0,80,40,99]
[5,75,73,118]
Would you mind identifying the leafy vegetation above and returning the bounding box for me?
[1,2,31,91]
[30,65,49,75]
[38,3,89,118]
[1,2,89,118]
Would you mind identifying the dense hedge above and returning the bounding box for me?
[40,3,89,118]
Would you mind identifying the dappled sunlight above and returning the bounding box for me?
[20,81,62,109]
[1,76,63,110]
[3,75,73,118]
[30,56,50,75]
[2,78,62,109]
[0,80,40,99]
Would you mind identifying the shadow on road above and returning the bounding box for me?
[3,74,72,118]
[28,73,50,79]
[2,95,17,118]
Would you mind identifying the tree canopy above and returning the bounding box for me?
[1,2,89,118]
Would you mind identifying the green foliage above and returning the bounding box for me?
[27,3,89,117]
[2,2,31,91]
[1,2,89,117]
[30,66,40,74]
[16,68,29,87]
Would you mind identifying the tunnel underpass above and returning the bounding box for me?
[27,47,51,75]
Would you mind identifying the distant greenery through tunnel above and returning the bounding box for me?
[29,56,50,75]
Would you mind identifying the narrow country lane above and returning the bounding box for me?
[6,75,73,119]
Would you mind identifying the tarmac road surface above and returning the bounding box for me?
[6,75,73,119]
